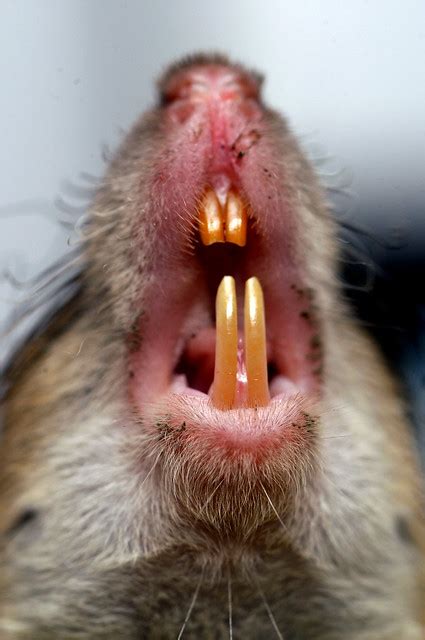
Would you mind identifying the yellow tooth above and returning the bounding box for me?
[212,276,238,409]
[224,190,247,247]
[244,277,270,407]
[198,188,225,245]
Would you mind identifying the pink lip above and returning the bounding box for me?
[140,390,319,466]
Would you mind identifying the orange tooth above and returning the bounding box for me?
[212,276,238,409]
[224,190,247,247]
[244,277,270,407]
[198,188,225,245]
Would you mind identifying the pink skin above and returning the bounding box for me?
[129,64,320,459]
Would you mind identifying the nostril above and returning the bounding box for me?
[162,65,261,107]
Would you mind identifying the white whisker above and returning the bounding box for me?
[176,568,204,639]
[227,567,233,640]
[259,482,288,535]
[2,250,81,294]
[139,451,162,491]
[253,573,284,640]
[65,337,86,359]
[199,479,224,514]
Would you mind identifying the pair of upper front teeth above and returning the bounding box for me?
[198,187,248,247]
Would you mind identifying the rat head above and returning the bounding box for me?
[82,53,342,545]
[2,53,424,639]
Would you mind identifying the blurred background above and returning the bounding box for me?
[1,0,424,438]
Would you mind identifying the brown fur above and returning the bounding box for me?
[1,54,425,639]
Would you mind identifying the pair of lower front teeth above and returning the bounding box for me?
[213,276,270,409]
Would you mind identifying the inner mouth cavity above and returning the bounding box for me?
[177,186,272,411]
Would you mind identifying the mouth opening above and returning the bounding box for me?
[129,179,322,417]
[173,236,299,407]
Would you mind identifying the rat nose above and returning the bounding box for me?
[162,64,261,105]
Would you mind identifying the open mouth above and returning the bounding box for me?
[128,63,321,458]
[129,178,321,446]
[173,185,309,410]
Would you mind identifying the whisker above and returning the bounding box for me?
[67,221,115,247]
[176,568,204,639]
[2,252,82,295]
[138,451,162,492]
[64,337,86,359]
[60,179,98,200]
[0,275,81,343]
[101,143,112,163]
[252,573,284,640]
[54,196,88,216]
[259,482,288,535]
[79,171,101,184]
[199,479,224,514]
[227,567,233,640]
